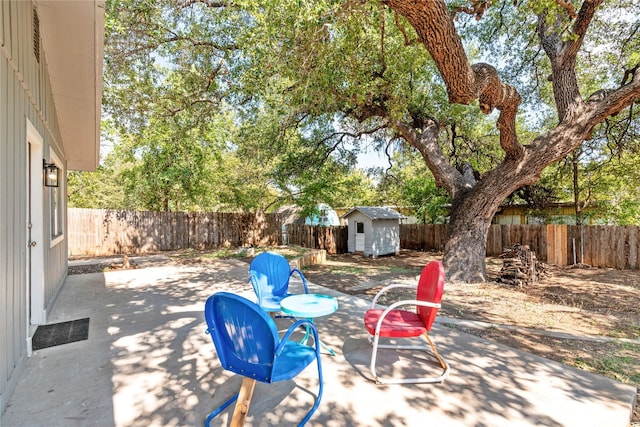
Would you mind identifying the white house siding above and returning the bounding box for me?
[1,1,68,413]
[363,218,374,254]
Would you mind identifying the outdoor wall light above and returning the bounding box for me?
[43,160,59,187]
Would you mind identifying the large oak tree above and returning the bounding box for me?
[238,0,639,283]
[380,0,639,282]
[100,0,639,282]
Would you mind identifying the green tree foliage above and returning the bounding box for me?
[232,0,503,217]
[74,1,639,283]
[233,0,640,283]
[78,0,383,213]
[377,150,450,223]
[68,122,128,209]
[67,165,125,209]
[96,0,243,211]
[546,148,640,225]
[115,117,213,211]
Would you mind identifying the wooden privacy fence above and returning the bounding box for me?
[68,208,640,269]
[400,224,449,252]
[400,224,640,270]
[567,224,640,269]
[68,208,283,256]
[288,223,546,258]
[399,223,550,259]
[285,224,348,255]
[288,223,640,269]
[401,223,640,269]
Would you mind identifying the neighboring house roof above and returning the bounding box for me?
[274,205,304,224]
[342,206,404,220]
[37,0,105,171]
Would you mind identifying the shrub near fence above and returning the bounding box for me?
[68,208,283,256]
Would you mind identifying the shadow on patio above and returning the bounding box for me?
[2,259,636,426]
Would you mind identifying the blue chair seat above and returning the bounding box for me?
[256,293,289,313]
[271,341,318,382]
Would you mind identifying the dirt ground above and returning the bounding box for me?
[300,250,640,425]
[69,248,640,424]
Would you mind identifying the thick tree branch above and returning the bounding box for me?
[524,75,640,168]
[538,0,603,121]
[383,0,475,104]
[587,72,640,126]
[565,0,602,61]
[392,119,469,198]
[471,63,523,158]
[385,0,524,160]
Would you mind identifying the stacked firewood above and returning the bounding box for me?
[497,244,547,287]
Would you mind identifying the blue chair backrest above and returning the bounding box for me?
[249,252,292,298]
[205,292,280,383]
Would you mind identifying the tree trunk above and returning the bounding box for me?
[571,152,583,225]
[444,210,490,284]
[443,187,500,283]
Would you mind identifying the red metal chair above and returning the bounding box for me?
[363,260,450,384]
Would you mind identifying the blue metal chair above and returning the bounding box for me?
[249,252,309,313]
[204,292,323,427]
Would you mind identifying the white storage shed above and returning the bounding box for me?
[342,207,404,257]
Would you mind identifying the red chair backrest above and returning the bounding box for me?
[416,260,445,331]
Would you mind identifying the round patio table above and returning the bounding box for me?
[280,294,338,356]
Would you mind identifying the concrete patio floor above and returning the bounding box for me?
[2,258,636,427]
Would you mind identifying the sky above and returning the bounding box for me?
[357,149,389,170]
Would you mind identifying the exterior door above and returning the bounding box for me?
[355,221,365,252]
[27,121,45,348]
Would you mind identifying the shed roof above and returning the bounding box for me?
[341,206,404,220]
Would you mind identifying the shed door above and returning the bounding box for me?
[355,221,365,251]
